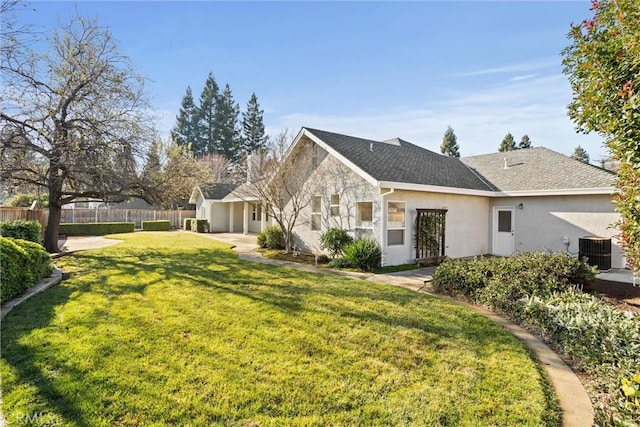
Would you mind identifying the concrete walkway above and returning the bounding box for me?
[1,232,594,426]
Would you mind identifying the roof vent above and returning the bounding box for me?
[503,157,509,169]
[382,138,402,146]
[369,142,373,152]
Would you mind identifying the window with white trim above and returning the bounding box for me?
[311,196,321,231]
[330,194,340,217]
[251,204,261,221]
[356,202,373,228]
[387,201,405,246]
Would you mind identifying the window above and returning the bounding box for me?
[498,210,512,232]
[311,196,321,231]
[330,194,340,216]
[387,201,405,246]
[252,204,262,221]
[356,202,373,228]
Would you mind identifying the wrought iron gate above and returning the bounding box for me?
[415,208,447,265]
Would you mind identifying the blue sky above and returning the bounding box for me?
[17,1,605,160]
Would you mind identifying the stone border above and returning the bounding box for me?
[0,269,63,321]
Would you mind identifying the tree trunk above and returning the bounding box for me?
[44,202,61,253]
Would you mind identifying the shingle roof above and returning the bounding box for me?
[200,183,238,200]
[461,147,615,192]
[305,128,493,191]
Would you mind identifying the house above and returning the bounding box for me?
[191,127,621,268]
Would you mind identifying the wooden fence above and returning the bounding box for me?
[0,207,195,231]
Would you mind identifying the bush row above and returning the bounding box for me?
[0,237,53,303]
[141,220,171,231]
[432,252,639,425]
[0,220,41,243]
[59,222,134,236]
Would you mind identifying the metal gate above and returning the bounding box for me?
[415,208,447,265]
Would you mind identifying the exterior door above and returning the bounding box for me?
[493,207,514,256]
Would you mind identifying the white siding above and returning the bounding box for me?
[491,194,623,268]
[209,202,229,232]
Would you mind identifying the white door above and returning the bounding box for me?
[493,207,514,256]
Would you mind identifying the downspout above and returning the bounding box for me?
[379,188,395,266]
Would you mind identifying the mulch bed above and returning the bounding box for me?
[584,279,640,314]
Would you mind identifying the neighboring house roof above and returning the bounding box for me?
[461,147,615,194]
[189,183,238,203]
[304,128,493,192]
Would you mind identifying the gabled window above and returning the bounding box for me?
[387,201,405,246]
[330,194,340,217]
[311,196,322,231]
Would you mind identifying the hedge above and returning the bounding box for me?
[0,220,41,243]
[58,222,134,236]
[142,220,171,231]
[0,237,52,303]
[183,218,195,231]
[195,219,209,233]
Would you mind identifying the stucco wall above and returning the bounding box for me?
[209,202,229,232]
[381,190,490,266]
[490,194,623,268]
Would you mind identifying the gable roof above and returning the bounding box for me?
[189,183,238,203]
[304,128,493,192]
[461,147,615,194]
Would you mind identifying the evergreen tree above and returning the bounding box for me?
[142,140,163,192]
[195,72,220,156]
[519,134,532,149]
[440,126,460,157]
[499,132,516,152]
[171,86,198,150]
[242,92,268,155]
[214,83,242,164]
[571,145,590,164]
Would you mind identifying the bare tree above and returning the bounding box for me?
[239,129,318,253]
[1,14,156,251]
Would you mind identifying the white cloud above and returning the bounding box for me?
[456,57,559,77]
[510,74,537,82]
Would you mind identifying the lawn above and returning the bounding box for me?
[1,232,559,426]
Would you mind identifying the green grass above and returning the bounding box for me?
[1,232,560,426]
[373,263,420,274]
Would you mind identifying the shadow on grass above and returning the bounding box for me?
[1,238,544,424]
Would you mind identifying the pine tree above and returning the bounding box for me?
[440,126,460,157]
[195,72,220,156]
[571,145,590,164]
[214,83,242,164]
[499,132,516,152]
[171,86,198,150]
[519,134,532,149]
[242,92,268,156]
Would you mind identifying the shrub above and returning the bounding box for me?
[0,220,41,242]
[320,227,354,258]
[433,252,596,314]
[257,231,267,248]
[195,219,209,233]
[58,222,134,236]
[0,237,52,303]
[343,238,381,272]
[329,256,352,269]
[142,220,171,231]
[262,225,284,249]
[183,218,195,231]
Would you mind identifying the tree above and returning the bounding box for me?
[195,72,220,156]
[571,145,590,164]
[239,129,318,253]
[214,83,242,164]
[562,0,640,268]
[440,126,460,157]
[170,86,198,151]
[519,134,532,149]
[241,92,269,156]
[0,14,155,252]
[499,132,516,152]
